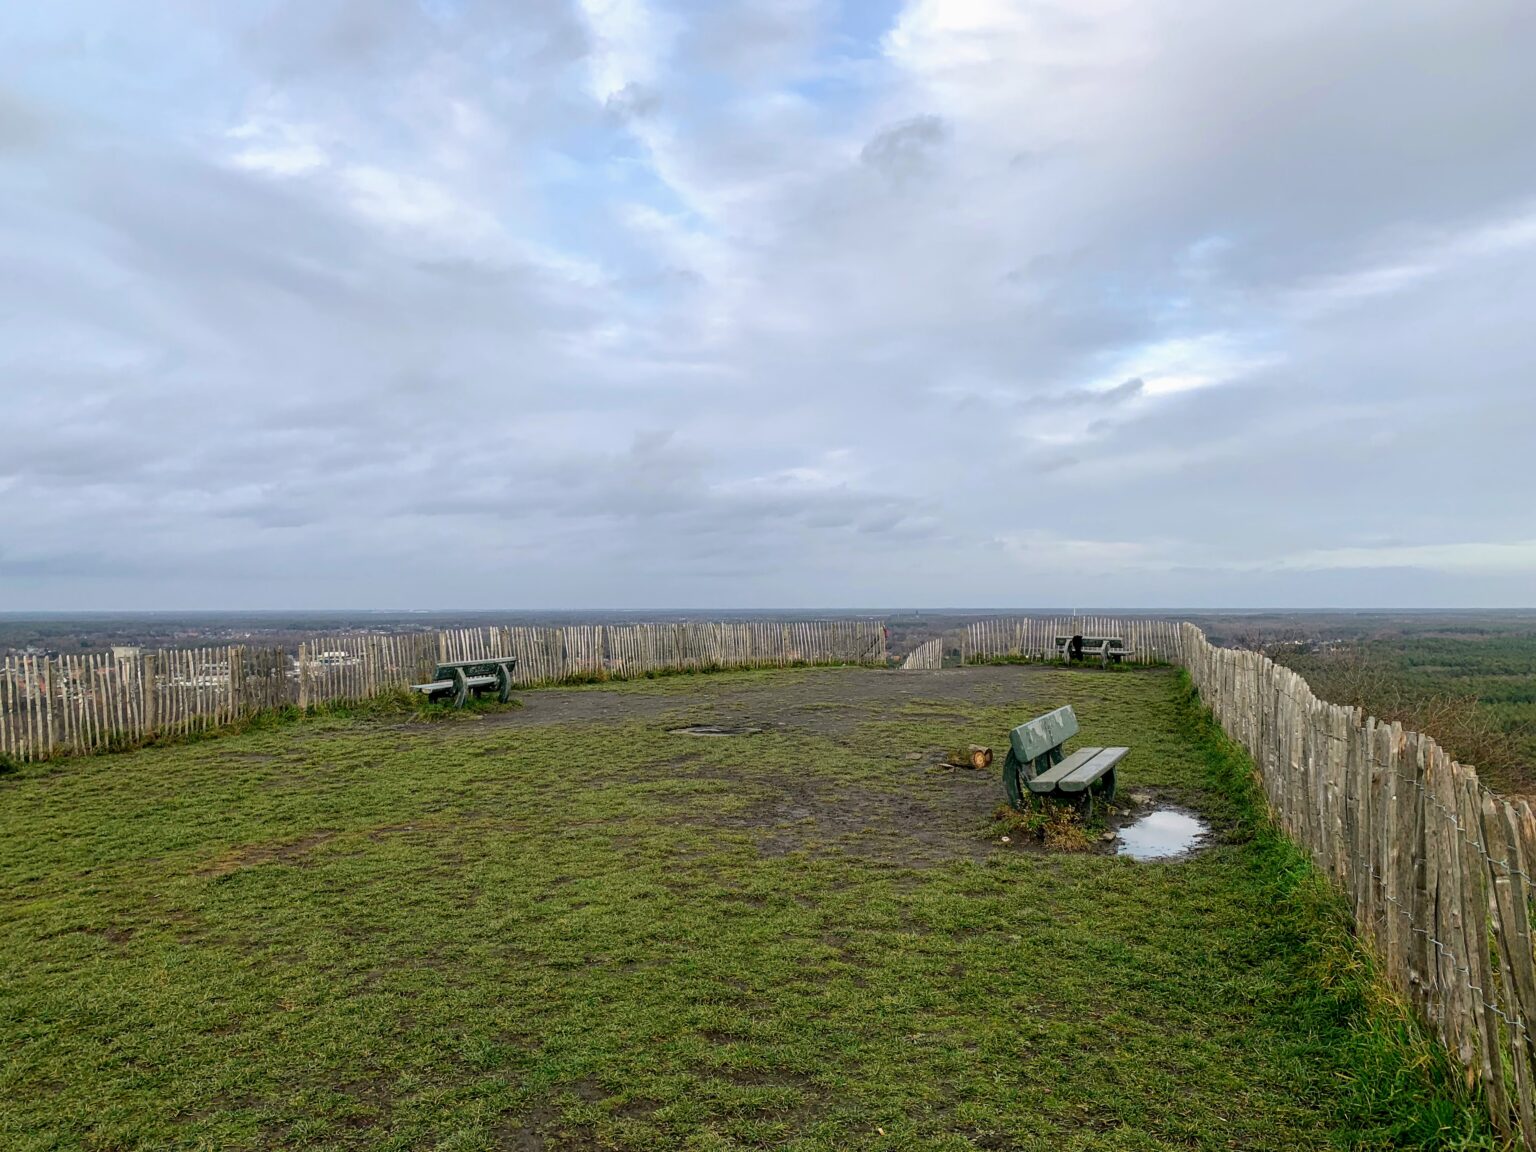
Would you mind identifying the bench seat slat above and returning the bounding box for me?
[1026,746,1103,791]
[1056,747,1129,792]
[411,674,498,693]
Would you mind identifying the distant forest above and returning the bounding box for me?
[1246,621,1536,797]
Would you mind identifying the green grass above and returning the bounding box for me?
[0,666,1497,1150]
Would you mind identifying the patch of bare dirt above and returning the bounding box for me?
[762,774,999,864]
[439,665,1051,737]
[197,830,337,877]
[37,922,138,945]
[495,1078,607,1151]
[431,688,688,731]
[417,667,1058,865]
[653,755,1004,865]
[693,665,1051,739]
[588,667,1066,863]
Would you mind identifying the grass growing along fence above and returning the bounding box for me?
[1169,671,1500,1149]
[1183,623,1536,1150]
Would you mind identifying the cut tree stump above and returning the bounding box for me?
[969,745,994,770]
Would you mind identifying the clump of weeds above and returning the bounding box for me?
[987,798,1100,851]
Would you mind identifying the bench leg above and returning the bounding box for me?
[451,667,470,709]
[1002,749,1027,811]
[1004,747,1065,811]
[495,661,513,704]
[1061,770,1118,819]
[1069,770,1118,819]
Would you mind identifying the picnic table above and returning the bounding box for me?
[1054,634,1131,668]
[1001,704,1128,813]
[410,658,518,708]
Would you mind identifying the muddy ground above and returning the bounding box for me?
[410,665,1184,866]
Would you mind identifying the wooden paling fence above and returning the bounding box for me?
[1182,623,1536,1148]
[438,619,887,684]
[961,616,1184,664]
[901,638,945,670]
[0,620,887,764]
[296,633,441,709]
[0,647,262,760]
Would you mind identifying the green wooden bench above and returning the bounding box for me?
[410,658,518,708]
[1054,634,1131,668]
[1002,704,1128,811]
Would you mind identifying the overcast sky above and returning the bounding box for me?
[2,2,1534,610]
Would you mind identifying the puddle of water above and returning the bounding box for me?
[1116,808,1209,861]
[670,724,763,736]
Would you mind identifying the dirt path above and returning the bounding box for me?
[447,665,1075,865]
[475,664,1051,734]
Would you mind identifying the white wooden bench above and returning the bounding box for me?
[1001,704,1128,812]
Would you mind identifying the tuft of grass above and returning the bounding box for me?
[315,686,526,722]
[986,799,1101,851]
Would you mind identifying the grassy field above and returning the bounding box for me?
[0,665,1494,1151]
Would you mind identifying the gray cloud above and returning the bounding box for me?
[860,115,948,181]
[675,0,827,80]
[605,82,663,121]
[0,86,49,152]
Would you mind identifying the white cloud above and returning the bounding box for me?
[577,0,670,102]
[339,164,496,239]
[1285,202,1536,319]
[225,113,329,176]
[228,140,327,176]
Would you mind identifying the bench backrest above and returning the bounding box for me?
[1010,705,1079,763]
[435,657,517,672]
